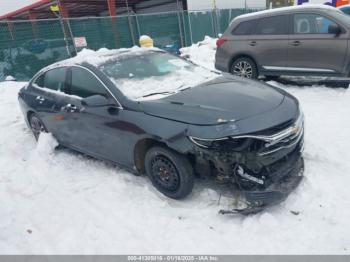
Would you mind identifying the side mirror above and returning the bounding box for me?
[328,24,342,36]
[81,95,114,107]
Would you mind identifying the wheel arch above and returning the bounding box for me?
[133,138,168,174]
[26,110,36,123]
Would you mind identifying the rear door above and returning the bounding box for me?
[225,15,290,70]
[287,13,348,74]
[30,67,69,141]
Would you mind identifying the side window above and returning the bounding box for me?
[232,20,256,35]
[343,9,350,15]
[293,14,339,34]
[70,67,109,98]
[43,68,67,92]
[255,15,288,35]
[34,73,45,87]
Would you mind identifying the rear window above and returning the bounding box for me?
[232,20,256,35]
[255,15,288,35]
[33,67,67,92]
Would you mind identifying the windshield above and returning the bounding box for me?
[99,52,217,100]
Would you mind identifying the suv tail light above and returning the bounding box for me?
[216,38,227,48]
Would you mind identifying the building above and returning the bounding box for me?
[187,0,267,10]
[0,0,188,21]
[296,0,349,6]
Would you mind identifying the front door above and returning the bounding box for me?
[287,13,348,74]
[62,66,128,165]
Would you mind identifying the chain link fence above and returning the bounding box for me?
[0,7,263,81]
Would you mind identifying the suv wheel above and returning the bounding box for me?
[231,57,258,79]
[145,146,194,199]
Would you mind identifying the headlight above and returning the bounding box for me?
[188,136,249,150]
[188,136,228,148]
[292,109,304,136]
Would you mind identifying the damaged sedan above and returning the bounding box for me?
[18,48,304,213]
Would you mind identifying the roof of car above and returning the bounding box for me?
[236,4,338,20]
[37,47,164,74]
[339,4,350,10]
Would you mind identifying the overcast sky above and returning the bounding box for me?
[0,0,37,16]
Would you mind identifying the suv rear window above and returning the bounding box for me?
[255,15,288,35]
[232,20,256,35]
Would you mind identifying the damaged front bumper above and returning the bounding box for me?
[219,154,304,215]
[189,116,305,214]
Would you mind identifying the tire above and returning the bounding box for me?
[231,57,258,79]
[29,113,47,140]
[145,146,194,199]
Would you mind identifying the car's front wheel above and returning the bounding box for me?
[231,57,258,79]
[29,113,47,140]
[145,146,194,199]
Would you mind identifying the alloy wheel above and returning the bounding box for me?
[233,61,253,78]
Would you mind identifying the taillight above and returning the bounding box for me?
[216,38,227,48]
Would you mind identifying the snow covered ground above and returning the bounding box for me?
[1,39,350,254]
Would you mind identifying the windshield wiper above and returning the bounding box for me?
[142,85,192,98]
[179,86,191,92]
[142,91,174,98]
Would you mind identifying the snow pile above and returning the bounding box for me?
[112,67,216,100]
[180,36,218,71]
[35,133,59,156]
[42,46,160,72]
[1,39,350,254]
[5,76,16,81]
[39,46,218,101]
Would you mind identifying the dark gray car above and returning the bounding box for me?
[215,5,350,79]
[18,49,304,214]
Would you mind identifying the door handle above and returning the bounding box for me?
[64,104,78,113]
[291,41,301,46]
[36,96,45,103]
[249,41,257,46]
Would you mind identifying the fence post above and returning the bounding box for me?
[176,0,184,48]
[135,14,141,39]
[107,0,120,48]
[125,0,136,46]
[56,0,76,57]
[180,10,188,47]
[57,15,71,57]
[187,12,193,45]
[7,21,15,41]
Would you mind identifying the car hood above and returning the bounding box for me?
[139,76,287,126]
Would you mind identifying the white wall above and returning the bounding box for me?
[0,0,36,16]
[187,0,266,11]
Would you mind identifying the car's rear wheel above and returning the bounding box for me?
[145,146,194,199]
[231,57,258,79]
[29,113,47,140]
